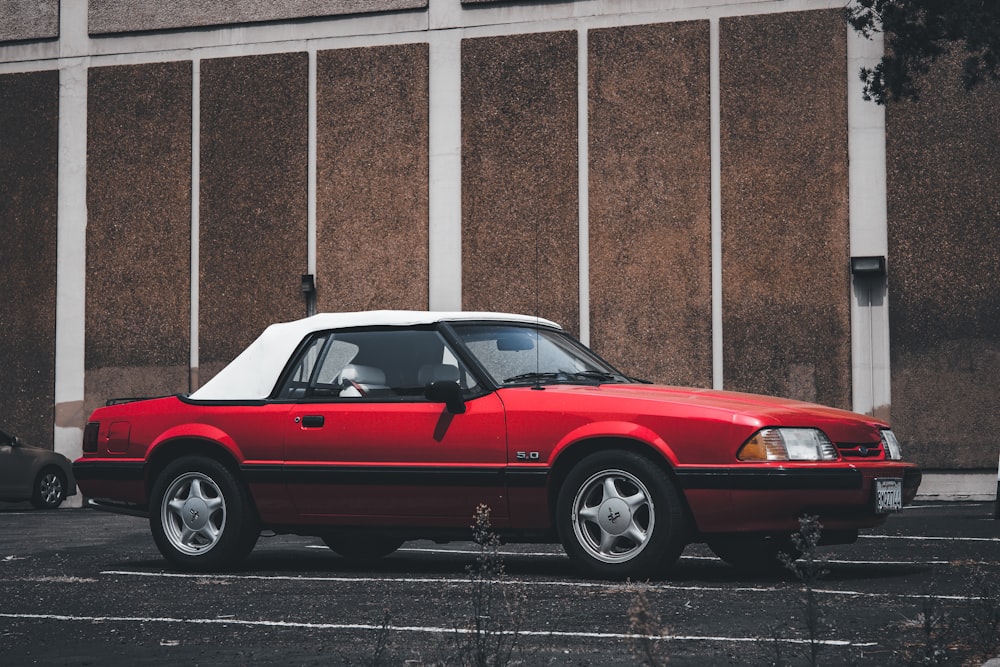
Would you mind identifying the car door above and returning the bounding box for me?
[278,327,509,527]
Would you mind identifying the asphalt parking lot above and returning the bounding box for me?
[2,500,1000,666]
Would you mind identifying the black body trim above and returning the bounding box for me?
[241,462,551,488]
[73,460,145,482]
[86,498,149,519]
[675,467,864,491]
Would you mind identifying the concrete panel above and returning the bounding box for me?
[720,10,851,408]
[0,71,58,449]
[316,44,429,312]
[461,31,579,334]
[0,0,58,43]
[86,62,192,411]
[89,0,426,34]
[886,48,1000,469]
[588,21,712,385]
[200,53,308,380]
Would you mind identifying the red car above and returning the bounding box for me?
[74,311,920,578]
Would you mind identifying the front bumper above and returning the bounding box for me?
[676,462,921,534]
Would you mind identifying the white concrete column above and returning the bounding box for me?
[428,30,463,311]
[577,27,590,345]
[190,57,201,391]
[53,0,89,505]
[847,26,891,418]
[307,48,317,278]
[710,17,723,390]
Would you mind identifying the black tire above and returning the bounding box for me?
[556,450,689,579]
[30,467,66,509]
[322,533,404,561]
[149,456,259,571]
[707,534,801,573]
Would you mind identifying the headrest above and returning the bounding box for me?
[339,364,386,386]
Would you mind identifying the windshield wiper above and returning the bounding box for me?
[568,370,621,383]
[503,370,620,386]
[503,372,565,385]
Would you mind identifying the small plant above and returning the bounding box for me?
[960,568,1000,661]
[627,586,669,666]
[449,503,523,667]
[892,574,1000,665]
[779,515,828,667]
[365,609,395,667]
[763,623,788,667]
[899,591,949,665]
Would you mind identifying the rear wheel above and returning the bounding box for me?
[30,467,66,509]
[322,533,404,561]
[556,450,689,579]
[150,456,259,571]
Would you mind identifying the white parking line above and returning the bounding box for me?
[98,570,990,602]
[679,554,950,566]
[0,612,876,648]
[859,534,1000,542]
[306,535,960,566]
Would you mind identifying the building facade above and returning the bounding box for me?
[1,0,998,483]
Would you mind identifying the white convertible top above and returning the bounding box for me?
[189,310,560,401]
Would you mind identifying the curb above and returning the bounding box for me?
[915,472,997,503]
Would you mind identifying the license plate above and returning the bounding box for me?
[875,478,903,513]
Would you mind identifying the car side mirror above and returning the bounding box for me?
[425,381,466,415]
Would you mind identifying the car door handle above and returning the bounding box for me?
[301,415,325,428]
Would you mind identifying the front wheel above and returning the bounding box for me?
[150,456,259,571]
[30,467,66,509]
[556,450,689,579]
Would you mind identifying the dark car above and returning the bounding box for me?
[1,428,77,509]
[75,311,921,578]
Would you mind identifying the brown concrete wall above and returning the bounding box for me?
[85,63,192,413]
[316,44,429,312]
[720,10,851,408]
[88,0,426,34]
[199,53,308,382]
[0,0,58,43]
[461,31,580,334]
[0,71,58,449]
[886,49,1000,469]
[588,21,712,385]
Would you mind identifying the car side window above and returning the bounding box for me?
[277,328,477,401]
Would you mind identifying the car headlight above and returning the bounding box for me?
[737,428,839,462]
[881,429,903,460]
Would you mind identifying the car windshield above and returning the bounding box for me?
[451,324,630,387]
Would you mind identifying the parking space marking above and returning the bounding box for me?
[98,570,988,602]
[310,544,959,566]
[310,544,955,567]
[299,545,570,558]
[860,534,1000,542]
[680,554,950,566]
[0,612,876,648]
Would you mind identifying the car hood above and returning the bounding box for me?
[539,383,888,438]
[9,441,48,454]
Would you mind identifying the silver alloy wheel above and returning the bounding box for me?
[570,468,655,563]
[160,471,227,555]
[38,472,63,507]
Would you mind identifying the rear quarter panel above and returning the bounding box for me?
[79,397,293,518]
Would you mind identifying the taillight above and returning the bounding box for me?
[83,422,100,453]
